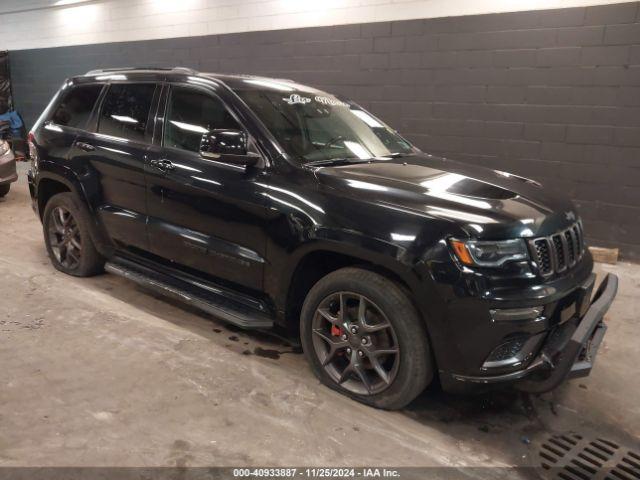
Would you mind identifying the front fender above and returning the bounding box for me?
[272,226,446,326]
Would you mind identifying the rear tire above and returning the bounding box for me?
[43,192,104,277]
[300,267,433,410]
[0,184,9,197]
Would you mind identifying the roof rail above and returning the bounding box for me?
[85,66,199,76]
[225,73,296,83]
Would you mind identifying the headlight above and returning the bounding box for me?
[0,140,10,156]
[450,238,529,267]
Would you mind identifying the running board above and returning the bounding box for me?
[105,260,274,329]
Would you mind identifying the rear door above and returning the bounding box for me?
[38,82,105,183]
[145,83,269,291]
[71,82,159,252]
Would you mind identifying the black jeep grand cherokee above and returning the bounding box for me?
[27,67,617,409]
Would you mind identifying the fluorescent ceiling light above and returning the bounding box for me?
[244,79,294,92]
[421,173,491,210]
[426,190,492,210]
[420,173,464,191]
[346,179,387,191]
[187,76,215,86]
[170,120,208,134]
[193,177,222,186]
[427,206,497,224]
[111,115,138,124]
[101,146,130,156]
[56,2,100,24]
[95,74,127,81]
[351,110,383,128]
[344,141,371,159]
[54,0,90,5]
[391,233,416,242]
[44,124,63,132]
[255,182,325,214]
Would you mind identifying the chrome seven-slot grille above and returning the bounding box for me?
[528,222,585,277]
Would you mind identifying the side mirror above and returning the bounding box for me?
[199,129,258,166]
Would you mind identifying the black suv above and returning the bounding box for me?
[27,67,617,409]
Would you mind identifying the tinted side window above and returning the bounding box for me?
[164,86,240,153]
[51,84,103,129]
[98,83,156,143]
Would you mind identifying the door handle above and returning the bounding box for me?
[150,159,175,172]
[75,142,95,152]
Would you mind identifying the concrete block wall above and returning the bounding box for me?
[8,2,640,258]
[0,0,631,50]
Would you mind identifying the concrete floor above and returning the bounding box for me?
[1,164,639,475]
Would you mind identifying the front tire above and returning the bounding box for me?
[0,184,9,197]
[43,192,104,277]
[300,267,433,410]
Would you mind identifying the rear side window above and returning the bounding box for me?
[97,83,156,143]
[51,84,103,129]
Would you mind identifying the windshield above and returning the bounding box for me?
[232,82,415,163]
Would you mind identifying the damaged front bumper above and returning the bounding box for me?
[451,273,618,392]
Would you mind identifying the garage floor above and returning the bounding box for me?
[1,164,639,475]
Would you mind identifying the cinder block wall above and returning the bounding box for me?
[9,2,640,259]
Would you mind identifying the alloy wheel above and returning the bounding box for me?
[47,206,82,270]
[311,291,400,396]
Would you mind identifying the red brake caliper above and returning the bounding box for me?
[331,324,345,356]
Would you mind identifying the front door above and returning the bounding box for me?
[145,84,268,291]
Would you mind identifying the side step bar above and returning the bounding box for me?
[105,260,274,329]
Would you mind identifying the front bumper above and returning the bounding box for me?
[448,273,618,392]
[0,149,17,185]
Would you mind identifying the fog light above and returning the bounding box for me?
[485,338,527,364]
[482,334,544,369]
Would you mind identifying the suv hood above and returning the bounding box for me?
[313,154,577,239]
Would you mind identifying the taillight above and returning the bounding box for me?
[27,131,38,166]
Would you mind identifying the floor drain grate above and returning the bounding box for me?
[539,433,640,480]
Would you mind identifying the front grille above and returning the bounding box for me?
[553,235,566,271]
[533,239,553,273]
[529,222,585,277]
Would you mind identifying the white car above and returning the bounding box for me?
[0,139,16,197]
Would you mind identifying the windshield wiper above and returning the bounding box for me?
[304,157,373,167]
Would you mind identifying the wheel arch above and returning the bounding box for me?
[281,243,427,336]
[35,169,112,257]
[36,176,72,220]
